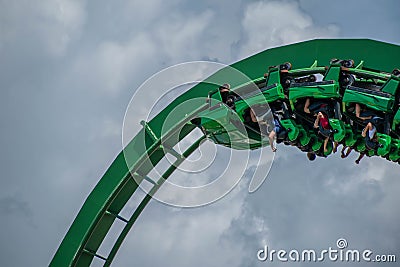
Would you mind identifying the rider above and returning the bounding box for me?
[219,83,235,109]
[355,103,376,121]
[250,104,281,152]
[219,83,230,103]
[362,121,381,150]
[304,98,329,115]
[314,111,335,153]
[268,115,284,152]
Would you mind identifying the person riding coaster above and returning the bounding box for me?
[303,98,331,115]
[218,83,236,109]
[249,104,284,152]
[313,110,338,153]
[343,103,387,141]
[362,120,383,151]
[354,103,384,123]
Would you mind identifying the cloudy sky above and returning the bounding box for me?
[1,0,400,266]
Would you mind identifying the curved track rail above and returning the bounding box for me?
[51,39,400,266]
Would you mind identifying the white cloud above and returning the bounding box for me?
[114,180,264,267]
[0,0,86,57]
[153,10,214,61]
[238,0,340,58]
[66,8,220,96]
[2,0,400,266]
[70,33,158,95]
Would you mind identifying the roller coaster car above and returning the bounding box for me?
[199,104,265,150]
[342,68,400,138]
[264,62,345,149]
[374,133,392,157]
[291,99,345,149]
[342,68,400,112]
[287,60,356,110]
[200,79,283,150]
[342,113,394,157]
[263,61,345,113]
[286,61,349,137]
[199,63,300,150]
[264,62,336,98]
[262,65,289,102]
[342,124,357,147]
[351,131,392,158]
[200,61,400,159]
[385,138,400,162]
[392,108,400,136]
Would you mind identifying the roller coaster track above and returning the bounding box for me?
[50,39,400,266]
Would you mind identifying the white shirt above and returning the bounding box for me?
[368,125,376,139]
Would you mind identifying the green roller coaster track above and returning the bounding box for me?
[50,39,400,266]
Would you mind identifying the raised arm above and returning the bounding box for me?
[314,112,322,128]
[250,108,257,122]
[362,122,370,137]
[356,103,372,120]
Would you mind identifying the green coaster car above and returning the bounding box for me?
[199,59,400,163]
[376,133,392,157]
[200,77,280,150]
[280,119,300,141]
[342,69,400,128]
[388,138,400,161]
[343,124,357,147]
[392,108,400,136]
[288,64,342,110]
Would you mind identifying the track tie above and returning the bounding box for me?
[162,145,184,159]
[132,172,158,185]
[83,248,107,261]
[105,211,129,224]
[140,120,159,142]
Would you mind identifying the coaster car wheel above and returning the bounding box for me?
[340,73,355,87]
[392,68,400,77]
[330,58,354,68]
[280,62,292,71]
[342,59,355,68]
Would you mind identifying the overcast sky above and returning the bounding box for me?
[1,0,400,266]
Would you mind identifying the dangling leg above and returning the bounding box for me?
[269,130,277,152]
[333,141,338,153]
[323,137,329,153]
[341,146,352,158]
[355,153,365,164]
[304,98,311,114]
[362,122,373,137]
